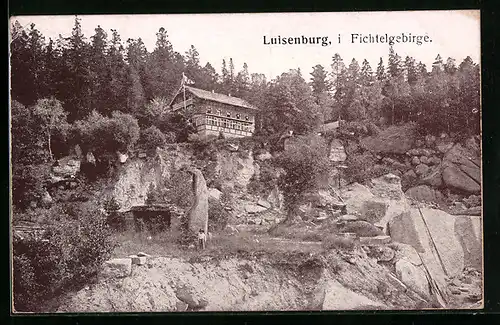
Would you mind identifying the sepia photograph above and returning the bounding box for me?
[9,10,482,313]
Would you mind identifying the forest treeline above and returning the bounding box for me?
[10,17,480,208]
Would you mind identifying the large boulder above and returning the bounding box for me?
[342,177,409,232]
[208,188,222,201]
[395,258,430,299]
[101,258,132,279]
[421,168,443,187]
[405,185,445,205]
[442,143,481,194]
[442,166,480,194]
[369,173,404,201]
[389,208,482,280]
[315,277,385,310]
[183,167,209,235]
[360,124,416,155]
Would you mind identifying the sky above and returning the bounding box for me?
[11,10,480,81]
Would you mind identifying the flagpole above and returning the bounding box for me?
[182,72,186,111]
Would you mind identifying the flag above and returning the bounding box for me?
[182,72,195,86]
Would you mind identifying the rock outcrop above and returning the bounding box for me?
[389,208,482,288]
[183,167,209,235]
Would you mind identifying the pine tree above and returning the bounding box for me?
[185,45,202,85]
[360,59,374,86]
[310,64,331,95]
[432,54,444,74]
[235,62,251,99]
[330,53,346,92]
[376,57,386,81]
[404,56,418,86]
[64,16,92,121]
[387,45,402,78]
[10,21,32,105]
[444,57,457,75]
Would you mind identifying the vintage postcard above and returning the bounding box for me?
[10,10,482,313]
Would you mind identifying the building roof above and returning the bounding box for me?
[317,121,340,133]
[184,86,258,111]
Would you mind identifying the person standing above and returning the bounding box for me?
[197,229,206,250]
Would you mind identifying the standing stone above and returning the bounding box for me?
[183,167,209,236]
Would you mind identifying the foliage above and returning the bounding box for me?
[208,198,230,232]
[344,152,391,184]
[73,110,140,160]
[165,170,194,209]
[139,125,166,151]
[274,135,331,223]
[11,163,51,210]
[12,203,114,312]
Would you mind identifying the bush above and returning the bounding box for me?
[11,163,51,210]
[208,198,230,232]
[139,126,166,151]
[274,134,331,223]
[12,203,114,312]
[188,134,217,161]
[344,152,391,184]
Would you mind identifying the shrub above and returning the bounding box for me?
[274,134,331,223]
[103,197,124,231]
[139,126,166,151]
[208,198,230,232]
[344,152,390,184]
[165,170,193,209]
[12,203,114,312]
[11,163,51,210]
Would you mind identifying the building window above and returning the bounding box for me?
[217,110,221,115]
[236,114,241,119]
[245,116,249,121]
[207,108,212,114]
[227,112,231,117]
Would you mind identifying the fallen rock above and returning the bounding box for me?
[176,300,189,311]
[421,168,443,188]
[340,221,384,237]
[420,156,430,165]
[425,135,436,147]
[405,185,444,205]
[415,164,430,176]
[359,235,391,246]
[369,173,404,200]
[442,166,480,194]
[339,214,359,222]
[208,188,222,201]
[257,199,272,209]
[391,242,423,266]
[395,258,430,298]
[318,277,385,310]
[389,208,482,279]
[459,164,481,184]
[256,151,273,161]
[101,258,132,278]
[175,287,208,309]
[435,139,454,154]
[245,204,267,214]
[360,200,388,224]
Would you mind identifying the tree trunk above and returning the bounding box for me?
[392,102,395,125]
[47,131,53,162]
[283,203,302,225]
